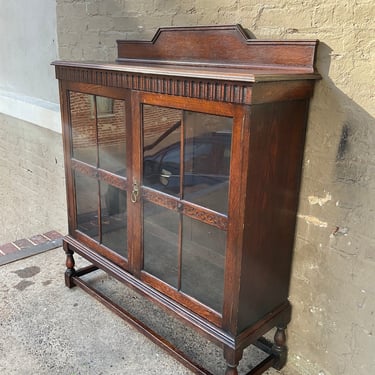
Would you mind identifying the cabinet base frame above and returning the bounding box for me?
[63,236,290,375]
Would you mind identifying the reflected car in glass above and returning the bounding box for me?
[105,131,231,216]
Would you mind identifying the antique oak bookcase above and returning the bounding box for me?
[53,25,319,374]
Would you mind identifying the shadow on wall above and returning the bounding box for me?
[290,41,375,375]
[302,41,374,247]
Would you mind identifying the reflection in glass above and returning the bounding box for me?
[183,112,232,215]
[69,92,127,177]
[70,92,97,166]
[181,216,226,313]
[142,105,232,214]
[143,202,179,288]
[142,105,182,196]
[98,98,126,176]
[94,96,114,117]
[101,181,127,258]
[75,172,99,239]
[141,105,231,312]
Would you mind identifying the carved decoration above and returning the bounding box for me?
[55,66,251,104]
[142,188,227,231]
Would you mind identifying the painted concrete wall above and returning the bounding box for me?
[0,1,66,244]
[0,114,67,243]
[0,0,61,132]
[55,1,375,375]
[0,0,59,102]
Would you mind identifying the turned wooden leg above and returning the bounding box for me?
[225,363,239,375]
[63,242,76,288]
[224,346,242,375]
[272,326,288,370]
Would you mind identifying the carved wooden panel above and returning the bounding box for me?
[71,159,128,190]
[142,188,227,231]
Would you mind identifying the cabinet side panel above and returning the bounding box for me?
[237,99,309,332]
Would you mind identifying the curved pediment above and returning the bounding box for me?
[117,24,318,73]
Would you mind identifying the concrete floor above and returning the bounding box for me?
[0,248,303,375]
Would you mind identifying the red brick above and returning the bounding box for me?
[43,230,63,240]
[29,234,49,245]
[0,242,19,255]
[13,238,33,249]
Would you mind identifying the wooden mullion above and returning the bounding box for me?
[92,95,103,243]
[177,110,185,291]
[93,95,99,167]
[180,110,185,200]
[177,213,183,291]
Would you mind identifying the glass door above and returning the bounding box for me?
[68,90,129,266]
[140,99,233,317]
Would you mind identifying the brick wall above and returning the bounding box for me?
[56,2,375,375]
[70,91,182,151]
[70,92,126,148]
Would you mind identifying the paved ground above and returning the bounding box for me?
[0,248,300,375]
[0,249,192,375]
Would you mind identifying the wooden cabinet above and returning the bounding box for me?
[54,25,319,374]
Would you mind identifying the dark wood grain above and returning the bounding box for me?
[142,188,228,231]
[54,25,320,375]
[117,25,318,73]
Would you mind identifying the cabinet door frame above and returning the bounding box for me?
[130,91,247,326]
[60,81,132,270]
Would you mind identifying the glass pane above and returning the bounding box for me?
[98,98,127,176]
[183,112,232,215]
[143,201,179,288]
[75,171,99,239]
[70,92,97,166]
[143,105,183,196]
[101,181,127,258]
[181,216,226,313]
